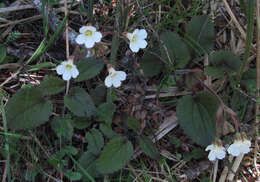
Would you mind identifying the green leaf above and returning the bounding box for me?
[126,117,141,132]
[64,87,96,117]
[186,15,214,53]
[51,115,73,140]
[72,117,92,129]
[138,136,159,159]
[38,75,65,96]
[6,87,52,130]
[176,92,218,146]
[160,31,190,68]
[75,57,104,82]
[206,50,241,78]
[96,102,115,124]
[96,137,133,174]
[79,151,100,178]
[99,124,119,138]
[86,128,104,155]
[0,44,6,64]
[64,171,82,181]
[241,68,256,88]
[28,62,55,72]
[90,85,107,105]
[140,50,164,77]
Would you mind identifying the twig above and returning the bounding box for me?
[213,160,218,182]
[218,155,233,182]
[227,154,244,181]
[0,5,33,13]
[0,67,22,88]
[127,163,144,182]
[222,0,246,39]
[222,0,256,52]
[0,15,42,28]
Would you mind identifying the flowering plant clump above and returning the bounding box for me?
[56,59,79,81]
[227,133,251,156]
[205,139,226,161]
[104,67,126,88]
[75,26,102,48]
[127,29,148,53]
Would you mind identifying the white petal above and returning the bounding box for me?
[137,29,147,39]
[243,140,251,147]
[84,38,95,48]
[85,26,96,32]
[93,32,102,43]
[227,145,240,156]
[112,78,121,88]
[127,33,133,41]
[208,151,216,161]
[240,145,250,154]
[105,76,112,87]
[133,29,139,35]
[205,144,213,151]
[136,39,147,49]
[75,34,87,44]
[62,70,72,81]
[79,26,88,33]
[129,42,140,53]
[117,71,126,81]
[216,150,226,160]
[71,67,79,78]
[56,64,65,75]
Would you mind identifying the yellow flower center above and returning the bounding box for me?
[85,30,93,37]
[131,34,137,43]
[65,64,73,70]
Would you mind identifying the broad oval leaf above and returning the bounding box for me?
[205,50,241,78]
[96,137,133,174]
[99,124,119,139]
[140,48,164,77]
[96,102,115,124]
[160,31,190,68]
[79,151,100,178]
[186,15,214,53]
[64,87,96,117]
[51,115,73,140]
[38,75,65,96]
[138,136,159,160]
[75,57,104,82]
[6,87,52,130]
[86,128,104,155]
[176,92,218,146]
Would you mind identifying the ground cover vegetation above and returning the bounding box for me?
[0,0,259,181]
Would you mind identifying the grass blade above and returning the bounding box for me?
[238,0,255,81]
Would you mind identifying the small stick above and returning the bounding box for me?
[227,154,244,181]
[213,160,218,182]
[218,155,233,182]
[0,15,42,28]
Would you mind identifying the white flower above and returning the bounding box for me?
[104,67,126,88]
[75,26,102,48]
[205,143,226,161]
[227,139,251,156]
[56,60,79,81]
[127,29,148,52]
